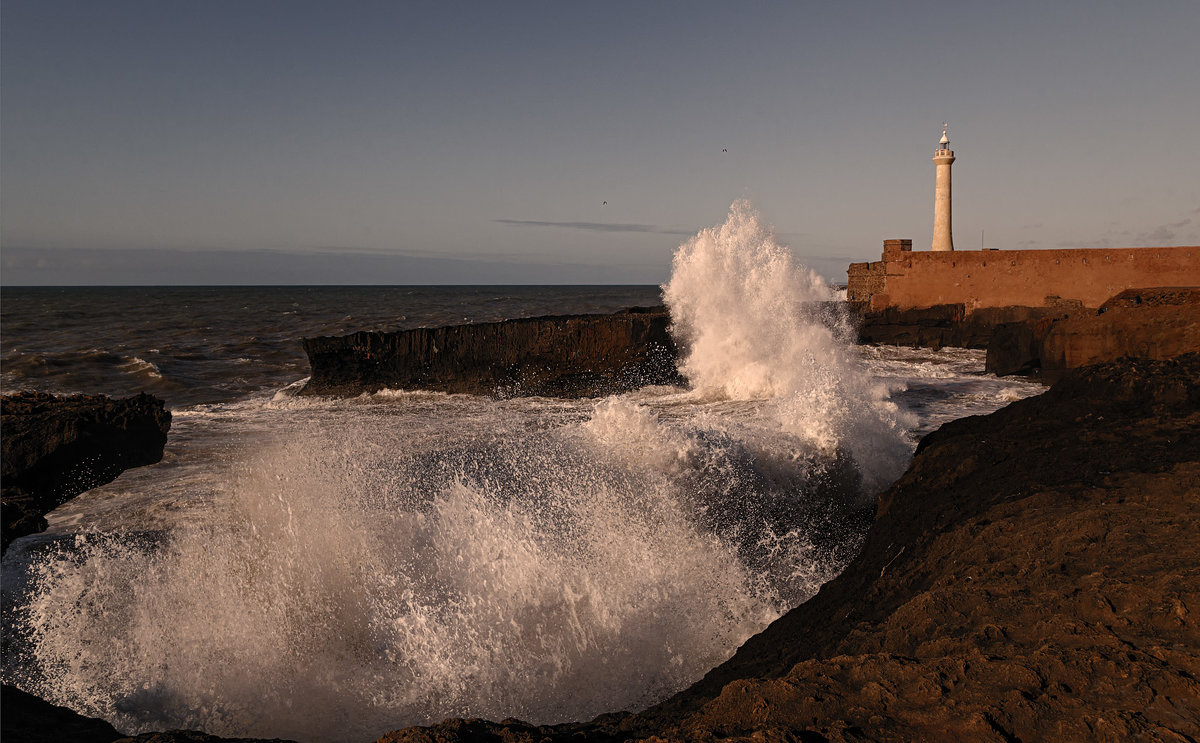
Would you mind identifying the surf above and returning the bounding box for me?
[5,201,912,742]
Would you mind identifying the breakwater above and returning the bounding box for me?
[301,308,683,398]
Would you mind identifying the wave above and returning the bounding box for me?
[6,202,913,741]
[8,389,866,741]
[2,348,167,387]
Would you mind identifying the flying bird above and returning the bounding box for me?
[603,201,607,205]
[722,148,728,152]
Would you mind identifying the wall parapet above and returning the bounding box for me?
[848,242,1199,311]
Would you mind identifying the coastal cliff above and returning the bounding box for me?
[300,308,683,398]
[1,391,171,554]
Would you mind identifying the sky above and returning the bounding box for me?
[2,0,1198,285]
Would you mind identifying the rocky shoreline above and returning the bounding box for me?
[386,354,1200,742]
[986,287,1200,380]
[299,292,1200,400]
[5,354,1198,741]
[1,391,171,555]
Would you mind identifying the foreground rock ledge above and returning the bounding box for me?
[300,307,683,398]
[387,354,1200,742]
[1,391,171,554]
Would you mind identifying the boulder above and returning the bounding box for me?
[300,307,683,398]
[1,391,171,554]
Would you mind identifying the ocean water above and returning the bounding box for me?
[0,204,1045,742]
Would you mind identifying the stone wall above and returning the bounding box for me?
[848,242,1200,311]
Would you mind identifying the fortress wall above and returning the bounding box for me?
[850,245,1199,310]
[847,260,885,301]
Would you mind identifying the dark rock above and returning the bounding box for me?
[1,391,171,554]
[0,686,300,743]
[374,718,565,743]
[379,354,1200,741]
[637,353,1200,741]
[0,684,123,743]
[986,287,1200,380]
[1100,286,1200,309]
[983,315,1062,376]
[854,304,1064,349]
[113,732,298,743]
[300,308,683,398]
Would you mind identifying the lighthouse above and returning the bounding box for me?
[931,123,955,252]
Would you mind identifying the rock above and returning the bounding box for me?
[112,732,299,743]
[373,718,560,743]
[0,683,299,743]
[0,684,123,743]
[638,354,1200,741]
[378,354,1200,741]
[986,287,1200,380]
[300,308,683,398]
[1,391,171,554]
[854,304,1064,349]
[983,315,1062,376]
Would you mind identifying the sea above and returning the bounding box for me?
[0,205,1045,742]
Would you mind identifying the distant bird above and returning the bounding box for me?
[722,148,728,152]
[602,201,607,205]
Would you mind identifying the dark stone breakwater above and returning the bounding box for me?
[301,297,1200,400]
[300,307,683,398]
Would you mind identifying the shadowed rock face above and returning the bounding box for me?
[0,685,123,743]
[300,308,684,398]
[382,354,1200,742]
[853,303,1065,349]
[1,391,171,554]
[986,287,1200,379]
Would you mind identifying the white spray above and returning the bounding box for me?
[664,199,911,492]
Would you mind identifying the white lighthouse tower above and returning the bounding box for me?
[931,123,955,252]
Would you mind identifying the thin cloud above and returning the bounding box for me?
[1134,217,1193,245]
[1137,226,1178,244]
[495,219,693,236]
[1056,238,1113,248]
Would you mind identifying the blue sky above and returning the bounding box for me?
[3,0,1198,285]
